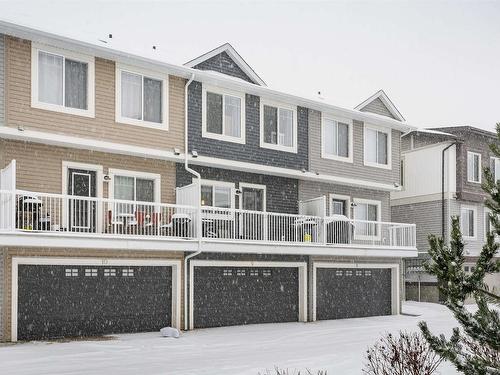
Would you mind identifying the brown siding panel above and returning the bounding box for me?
[5,37,185,151]
[0,140,177,203]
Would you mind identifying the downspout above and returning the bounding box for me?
[442,142,457,240]
[183,73,202,331]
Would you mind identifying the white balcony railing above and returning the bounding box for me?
[0,189,416,249]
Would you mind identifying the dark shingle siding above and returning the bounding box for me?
[176,163,299,214]
[187,81,309,170]
[194,51,255,84]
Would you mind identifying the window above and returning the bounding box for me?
[460,206,476,238]
[236,269,246,276]
[122,268,134,277]
[32,44,95,117]
[467,152,481,183]
[260,101,297,152]
[202,86,245,143]
[104,268,116,277]
[84,268,98,277]
[116,66,167,128]
[322,117,352,161]
[400,158,405,187]
[65,268,78,277]
[110,170,160,203]
[200,180,234,209]
[364,125,391,168]
[250,269,259,276]
[335,270,343,276]
[355,270,363,276]
[329,194,351,217]
[262,269,272,277]
[353,199,381,238]
[223,269,233,276]
[364,270,372,276]
[490,157,500,182]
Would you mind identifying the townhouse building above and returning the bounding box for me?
[0,20,417,342]
[392,126,500,302]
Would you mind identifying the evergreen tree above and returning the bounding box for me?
[418,124,500,374]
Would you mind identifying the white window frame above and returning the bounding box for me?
[31,43,95,118]
[460,205,477,239]
[490,157,500,182]
[328,193,351,218]
[239,182,267,212]
[363,124,392,169]
[260,99,298,153]
[467,151,482,183]
[108,168,161,203]
[321,114,353,163]
[198,179,236,209]
[115,64,169,130]
[352,198,382,240]
[202,85,246,144]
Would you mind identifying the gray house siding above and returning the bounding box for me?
[359,97,395,119]
[308,109,401,185]
[176,163,299,214]
[391,200,450,253]
[298,180,391,222]
[0,34,5,126]
[194,51,255,84]
[188,81,308,170]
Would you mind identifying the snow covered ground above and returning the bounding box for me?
[0,302,459,375]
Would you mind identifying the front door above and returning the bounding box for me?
[240,186,265,240]
[68,168,97,232]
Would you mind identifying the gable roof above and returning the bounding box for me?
[355,89,405,122]
[184,43,266,86]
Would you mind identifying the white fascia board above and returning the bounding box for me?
[0,20,416,133]
[0,233,417,258]
[0,127,400,191]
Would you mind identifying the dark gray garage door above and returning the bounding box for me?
[316,267,392,320]
[18,265,172,340]
[193,266,299,328]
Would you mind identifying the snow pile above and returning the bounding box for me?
[160,327,180,338]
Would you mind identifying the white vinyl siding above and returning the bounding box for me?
[202,86,245,143]
[467,152,481,183]
[31,44,95,117]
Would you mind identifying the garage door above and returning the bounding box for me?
[193,266,299,328]
[17,265,172,340]
[316,267,392,320]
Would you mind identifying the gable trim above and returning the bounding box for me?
[355,90,405,122]
[184,43,266,86]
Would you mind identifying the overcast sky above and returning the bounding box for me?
[1,0,499,131]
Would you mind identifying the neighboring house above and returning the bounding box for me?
[0,21,417,343]
[392,126,500,302]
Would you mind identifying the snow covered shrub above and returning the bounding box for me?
[363,331,443,375]
[259,368,326,375]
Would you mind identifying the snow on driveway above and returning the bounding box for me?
[0,302,459,375]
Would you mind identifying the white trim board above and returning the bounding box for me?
[311,262,400,322]
[189,260,308,330]
[10,257,182,342]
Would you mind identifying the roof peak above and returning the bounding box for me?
[354,89,405,122]
[184,43,266,86]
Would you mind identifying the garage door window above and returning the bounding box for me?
[122,268,134,277]
[104,268,116,277]
[65,268,78,277]
[85,268,98,277]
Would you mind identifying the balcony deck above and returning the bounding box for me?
[0,189,417,257]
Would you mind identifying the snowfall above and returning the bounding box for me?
[0,302,462,375]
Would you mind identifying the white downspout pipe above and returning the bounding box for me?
[183,73,202,331]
